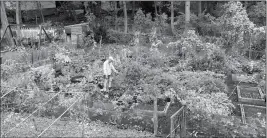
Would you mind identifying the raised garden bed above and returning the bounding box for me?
[240,104,266,127]
[237,86,265,106]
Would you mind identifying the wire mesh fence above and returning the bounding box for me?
[1,86,89,137]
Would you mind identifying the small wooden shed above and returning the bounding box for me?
[64,23,89,47]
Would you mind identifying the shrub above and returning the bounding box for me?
[107,30,134,44]
[217,1,255,54]
[168,30,226,72]
[133,9,154,33]
[173,71,227,94]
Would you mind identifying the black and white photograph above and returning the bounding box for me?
[0,1,266,137]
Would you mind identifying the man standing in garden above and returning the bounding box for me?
[103,56,118,92]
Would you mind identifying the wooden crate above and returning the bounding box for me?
[237,86,265,106]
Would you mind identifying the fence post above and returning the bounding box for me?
[39,25,42,49]
[170,117,174,138]
[181,105,186,137]
[153,97,158,136]
[8,25,17,47]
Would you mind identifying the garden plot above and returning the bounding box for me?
[89,102,181,134]
[240,104,266,128]
[237,86,265,106]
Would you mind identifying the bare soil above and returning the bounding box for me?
[240,87,261,99]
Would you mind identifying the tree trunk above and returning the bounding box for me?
[159,3,162,15]
[154,1,157,16]
[171,1,174,35]
[132,1,135,18]
[1,1,15,47]
[16,1,22,42]
[132,1,135,31]
[185,1,190,35]
[203,1,207,13]
[198,1,202,16]
[123,1,127,33]
[37,2,44,23]
[114,1,118,30]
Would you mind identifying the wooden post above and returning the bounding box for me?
[265,24,267,100]
[16,1,22,44]
[77,34,81,49]
[170,117,174,138]
[82,93,85,138]
[153,97,158,136]
[1,1,15,47]
[99,36,102,58]
[0,26,9,42]
[42,28,51,42]
[38,25,42,49]
[32,49,34,64]
[36,15,38,25]
[181,105,186,137]
[8,25,17,47]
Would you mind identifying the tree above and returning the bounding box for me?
[185,1,190,34]
[154,1,157,16]
[16,1,21,42]
[114,1,118,30]
[1,1,15,47]
[123,1,127,33]
[37,1,44,23]
[170,1,174,35]
[198,1,201,16]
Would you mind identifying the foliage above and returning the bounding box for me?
[154,13,169,35]
[217,1,255,53]
[107,30,133,44]
[173,71,227,94]
[133,9,154,33]
[167,30,226,72]
[191,12,219,36]
[247,1,266,26]
[250,26,266,55]
[85,13,96,27]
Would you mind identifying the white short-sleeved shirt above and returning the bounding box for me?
[103,60,116,76]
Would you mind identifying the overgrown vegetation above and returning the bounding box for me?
[1,1,266,137]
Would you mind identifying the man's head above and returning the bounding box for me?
[108,56,114,63]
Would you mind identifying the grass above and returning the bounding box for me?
[1,112,153,137]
